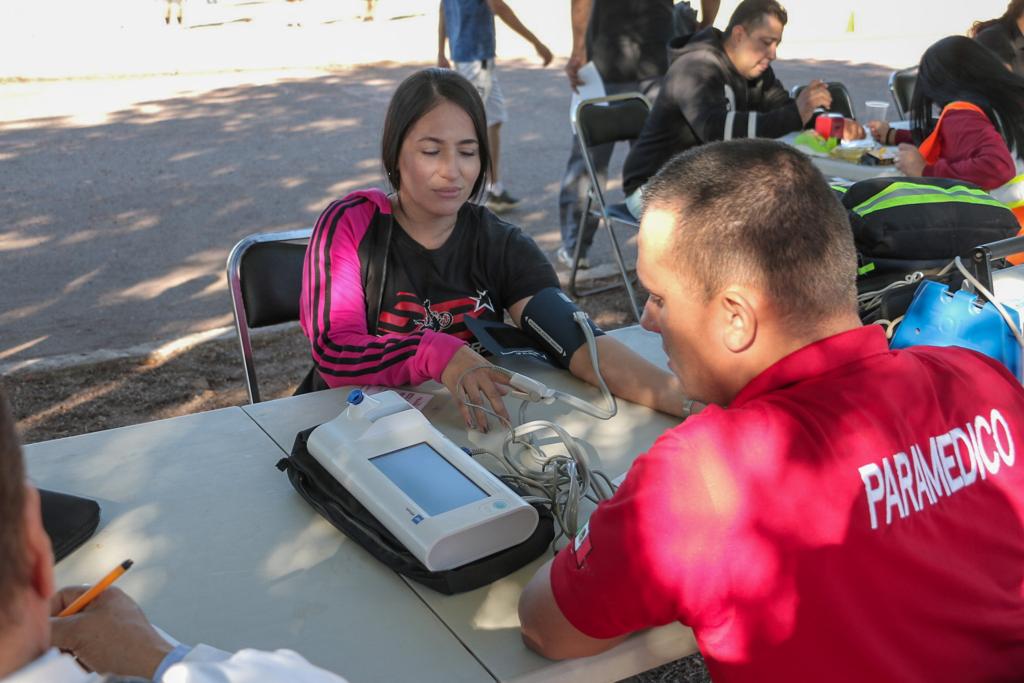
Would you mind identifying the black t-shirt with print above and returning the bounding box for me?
[373,203,559,346]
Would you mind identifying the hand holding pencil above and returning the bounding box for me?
[50,562,174,678]
[57,559,133,617]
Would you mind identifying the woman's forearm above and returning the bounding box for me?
[568,335,687,417]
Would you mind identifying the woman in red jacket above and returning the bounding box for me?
[869,36,1024,204]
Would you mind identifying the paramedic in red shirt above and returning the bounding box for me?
[518,138,1024,682]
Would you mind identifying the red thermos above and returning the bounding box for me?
[814,112,844,140]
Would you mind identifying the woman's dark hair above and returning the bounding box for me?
[910,35,1024,155]
[381,68,491,202]
[975,25,1017,66]
[969,0,1024,37]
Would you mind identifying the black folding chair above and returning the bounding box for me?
[226,228,311,403]
[789,81,857,119]
[888,66,917,120]
[570,93,651,322]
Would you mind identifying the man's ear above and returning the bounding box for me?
[718,288,757,353]
[22,486,54,602]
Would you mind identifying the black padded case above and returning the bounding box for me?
[40,489,101,562]
[277,427,554,595]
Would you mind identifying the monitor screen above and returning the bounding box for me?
[370,442,488,516]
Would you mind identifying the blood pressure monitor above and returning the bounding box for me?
[306,390,538,571]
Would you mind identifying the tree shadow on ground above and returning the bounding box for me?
[0,57,897,365]
[0,60,574,363]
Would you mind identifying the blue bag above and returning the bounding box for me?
[891,280,1022,380]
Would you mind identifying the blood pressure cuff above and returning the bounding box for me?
[463,316,558,367]
[520,288,605,369]
[276,427,555,595]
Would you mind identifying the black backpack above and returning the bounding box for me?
[834,177,1018,323]
[836,176,1018,278]
[276,427,555,595]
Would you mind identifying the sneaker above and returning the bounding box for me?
[485,189,520,213]
[557,246,590,270]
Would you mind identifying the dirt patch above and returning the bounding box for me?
[4,327,309,444]
[4,279,645,444]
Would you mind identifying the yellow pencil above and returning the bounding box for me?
[57,559,133,617]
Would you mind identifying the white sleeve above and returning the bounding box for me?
[161,646,349,683]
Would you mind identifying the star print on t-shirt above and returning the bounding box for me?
[471,290,495,314]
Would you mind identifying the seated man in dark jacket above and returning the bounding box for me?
[622,0,831,215]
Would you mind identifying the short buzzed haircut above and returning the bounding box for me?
[0,390,28,629]
[642,139,857,328]
[726,0,788,35]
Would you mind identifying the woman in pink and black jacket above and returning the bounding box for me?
[300,69,688,430]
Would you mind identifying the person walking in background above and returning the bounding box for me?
[164,0,184,25]
[556,0,720,270]
[970,0,1024,76]
[438,0,553,213]
[363,0,378,21]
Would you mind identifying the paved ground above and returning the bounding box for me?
[0,0,996,367]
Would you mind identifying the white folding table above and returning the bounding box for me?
[242,325,701,682]
[778,131,899,182]
[25,407,493,683]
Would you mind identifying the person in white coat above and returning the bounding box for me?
[0,391,348,683]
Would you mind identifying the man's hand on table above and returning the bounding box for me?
[796,79,832,124]
[50,586,173,678]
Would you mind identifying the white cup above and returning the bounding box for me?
[865,100,890,122]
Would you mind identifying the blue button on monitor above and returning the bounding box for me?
[493,500,508,510]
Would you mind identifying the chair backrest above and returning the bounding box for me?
[888,66,917,120]
[789,81,856,119]
[572,93,651,213]
[226,228,312,403]
[573,93,651,149]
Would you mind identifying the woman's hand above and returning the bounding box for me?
[867,120,890,143]
[441,345,511,432]
[896,143,926,176]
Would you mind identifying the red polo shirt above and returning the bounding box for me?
[550,325,1024,682]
